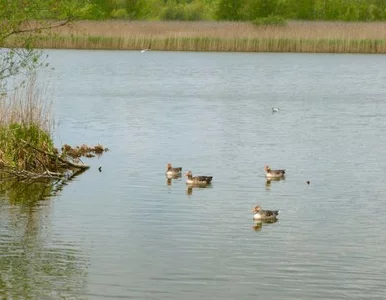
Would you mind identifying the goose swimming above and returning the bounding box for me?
[184,171,213,186]
[251,205,279,221]
[264,165,285,179]
[166,163,182,176]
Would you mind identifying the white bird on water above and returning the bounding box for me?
[141,49,150,53]
[272,107,280,112]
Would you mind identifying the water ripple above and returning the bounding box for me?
[3,50,386,299]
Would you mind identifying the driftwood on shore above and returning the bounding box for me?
[23,140,90,170]
[0,141,108,183]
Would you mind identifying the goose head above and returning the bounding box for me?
[251,205,262,213]
[264,165,271,172]
[184,171,192,177]
[166,163,172,170]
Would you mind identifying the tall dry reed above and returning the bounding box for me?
[12,20,386,53]
[42,20,386,40]
[0,75,53,134]
[0,75,55,171]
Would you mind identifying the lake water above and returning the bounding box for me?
[1,50,386,299]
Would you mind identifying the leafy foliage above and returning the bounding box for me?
[2,0,385,25]
[253,15,287,26]
[82,0,386,21]
[111,8,130,18]
[216,0,242,20]
[0,0,89,92]
[0,123,55,170]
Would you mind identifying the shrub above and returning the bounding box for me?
[0,123,55,170]
[185,1,205,21]
[0,75,55,171]
[159,0,191,20]
[252,15,287,26]
[111,9,129,19]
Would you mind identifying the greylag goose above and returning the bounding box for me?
[166,163,182,176]
[184,171,213,186]
[264,165,285,179]
[251,205,279,221]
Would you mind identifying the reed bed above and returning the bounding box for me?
[0,76,53,134]
[0,76,95,178]
[0,76,55,172]
[5,20,386,53]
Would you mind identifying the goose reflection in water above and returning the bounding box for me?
[186,185,212,195]
[186,186,193,195]
[166,173,182,186]
[265,177,285,190]
[252,219,279,231]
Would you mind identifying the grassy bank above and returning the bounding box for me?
[0,77,55,173]
[8,20,386,53]
[0,76,101,181]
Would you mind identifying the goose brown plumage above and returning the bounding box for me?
[264,165,285,179]
[251,205,279,221]
[166,163,182,176]
[184,171,213,186]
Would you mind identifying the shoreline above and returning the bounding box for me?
[6,20,386,53]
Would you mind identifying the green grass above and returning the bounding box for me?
[0,76,56,172]
[0,123,55,171]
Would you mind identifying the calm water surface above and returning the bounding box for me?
[1,50,386,299]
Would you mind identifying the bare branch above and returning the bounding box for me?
[21,139,90,170]
[2,17,74,41]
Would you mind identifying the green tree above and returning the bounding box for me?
[342,3,360,21]
[297,0,315,19]
[160,0,187,20]
[90,0,116,16]
[256,0,278,18]
[368,4,383,20]
[135,0,164,19]
[0,0,87,92]
[216,0,245,20]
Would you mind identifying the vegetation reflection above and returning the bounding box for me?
[0,179,88,299]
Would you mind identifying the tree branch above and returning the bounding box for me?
[2,17,74,41]
[21,139,90,170]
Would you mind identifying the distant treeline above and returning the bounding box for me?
[80,0,386,21]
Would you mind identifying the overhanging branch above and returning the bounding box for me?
[2,17,74,41]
